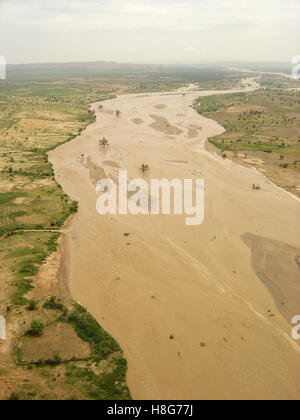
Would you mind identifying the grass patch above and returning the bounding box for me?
[64,357,131,400]
[68,304,121,361]
[194,89,300,162]
[43,296,64,311]
[3,231,61,305]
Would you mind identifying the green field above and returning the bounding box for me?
[194,87,300,195]
[0,74,131,400]
[195,89,300,155]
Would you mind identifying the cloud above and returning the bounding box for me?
[2,0,298,31]
[0,0,299,63]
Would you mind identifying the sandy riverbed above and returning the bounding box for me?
[49,80,300,400]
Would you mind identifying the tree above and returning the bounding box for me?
[28,320,45,336]
[99,137,109,148]
[51,352,62,365]
[26,299,38,311]
[43,296,64,310]
[140,163,150,173]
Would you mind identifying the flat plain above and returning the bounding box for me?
[1,65,299,399]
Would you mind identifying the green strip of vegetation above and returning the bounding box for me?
[0,74,134,400]
[194,89,300,158]
[5,231,61,305]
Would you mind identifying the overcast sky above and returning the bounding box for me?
[0,0,299,65]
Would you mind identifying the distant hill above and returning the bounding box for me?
[221,61,292,74]
[6,60,292,79]
[6,61,164,80]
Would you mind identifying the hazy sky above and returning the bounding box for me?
[0,0,299,64]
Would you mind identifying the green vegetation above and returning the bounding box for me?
[2,231,61,306]
[0,72,133,400]
[68,304,121,362]
[259,74,300,90]
[27,320,45,336]
[194,88,300,195]
[0,81,111,237]
[43,296,64,311]
[5,63,289,400]
[13,301,131,400]
[140,163,150,173]
[194,89,300,156]
[64,357,130,400]
[99,137,109,148]
[64,304,131,400]
[26,299,38,311]
[0,78,113,307]
[195,74,245,91]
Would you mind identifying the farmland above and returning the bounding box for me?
[194,87,300,196]
[0,75,131,400]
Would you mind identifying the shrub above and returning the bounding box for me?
[9,392,20,401]
[43,296,64,310]
[68,304,120,361]
[99,138,109,148]
[46,352,62,365]
[27,320,45,336]
[70,201,78,214]
[26,300,38,311]
[140,163,150,173]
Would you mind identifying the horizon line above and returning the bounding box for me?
[5,59,293,67]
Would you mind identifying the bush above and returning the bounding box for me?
[27,320,45,336]
[99,138,109,148]
[26,300,38,311]
[70,201,78,214]
[43,296,64,310]
[46,352,62,365]
[9,392,20,401]
[68,304,120,361]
